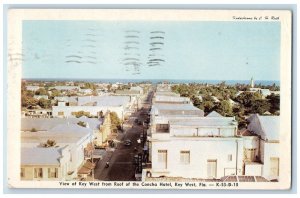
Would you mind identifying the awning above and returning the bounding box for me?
[77,160,96,175]
[85,143,94,152]
[77,166,91,175]
[85,160,96,169]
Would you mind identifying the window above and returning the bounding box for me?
[48,168,58,178]
[157,150,167,169]
[156,124,169,132]
[34,168,43,178]
[270,157,279,177]
[245,148,256,161]
[20,168,25,178]
[58,112,64,116]
[207,159,217,178]
[228,154,232,162]
[180,151,190,164]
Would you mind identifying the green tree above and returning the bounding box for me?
[35,88,48,96]
[203,101,214,113]
[236,115,247,129]
[215,100,233,116]
[250,99,271,115]
[107,84,112,92]
[21,82,37,108]
[99,111,104,118]
[233,105,245,117]
[50,89,61,97]
[235,92,262,108]
[38,98,51,109]
[110,112,121,131]
[266,94,280,113]
[46,139,56,147]
[30,128,37,132]
[72,111,91,118]
[83,82,97,90]
[77,121,87,127]
[191,95,202,108]
[22,97,38,107]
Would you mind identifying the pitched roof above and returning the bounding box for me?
[258,116,280,140]
[211,96,220,102]
[247,114,280,141]
[206,111,223,117]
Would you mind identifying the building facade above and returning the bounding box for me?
[21,120,97,181]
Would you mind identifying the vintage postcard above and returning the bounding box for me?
[6,9,291,190]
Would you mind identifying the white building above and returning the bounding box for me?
[21,122,95,181]
[249,88,271,98]
[148,117,242,179]
[144,87,278,182]
[80,88,93,95]
[52,96,134,120]
[245,114,280,181]
[34,95,49,100]
[26,85,40,92]
[130,86,144,94]
[146,89,245,180]
[50,86,81,91]
[153,95,191,104]
[54,96,78,106]
[149,103,204,135]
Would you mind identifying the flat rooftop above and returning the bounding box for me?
[21,123,92,144]
[77,95,130,106]
[21,117,102,131]
[169,117,237,127]
[152,103,200,111]
[21,146,65,165]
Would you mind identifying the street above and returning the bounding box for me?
[94,90,153,181]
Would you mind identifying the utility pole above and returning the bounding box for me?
[136,96,139,112]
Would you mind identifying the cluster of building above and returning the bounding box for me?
[23,84,145,119]
[236,78,280,99]
[143,84,280,182]
[21,84,147,181]
[21,117,99,180]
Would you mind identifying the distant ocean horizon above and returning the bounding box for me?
[23,78,280,86]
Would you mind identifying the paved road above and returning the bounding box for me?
[94,91,152,181]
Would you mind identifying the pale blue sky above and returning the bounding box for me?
[22,20,280,81]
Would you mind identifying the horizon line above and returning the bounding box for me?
[22,78,280,82]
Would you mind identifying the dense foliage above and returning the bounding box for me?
[110,111,121,131]
[171,83,280,129]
